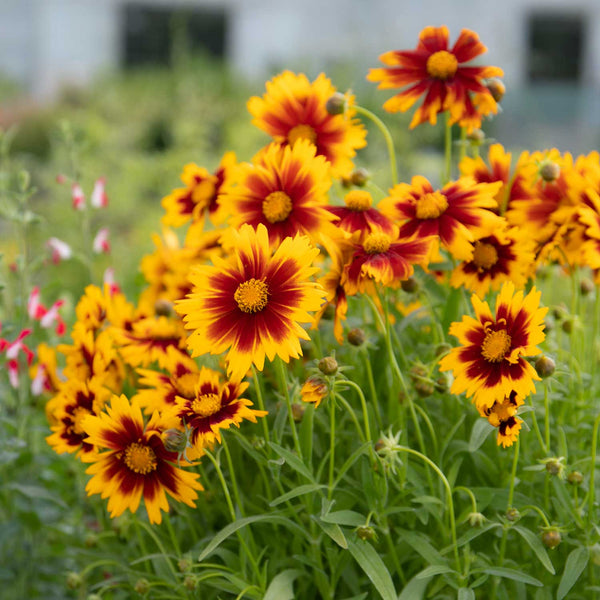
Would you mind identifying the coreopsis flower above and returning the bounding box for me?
[161,152,237,229]
[379,175,504,260]
[71,183,85,210]
[93,228,110,254]
[74,284,136,334]
[478,390,524,448]
[46,378,112,459]
[47,237,72,264]
[343,226,433,295]
[449,227,536,297]
[439,282,547,409]
[220,140,335,246]
[177,223,326,381]
[90,177,108,208]
[170,366,266,449]
[328,190,395,241]
[247,71,367,177]
[82,394,203,524]
[367,26,504,130]
[300,375,329,409]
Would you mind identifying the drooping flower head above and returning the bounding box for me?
[247,71,367,177]
[478,390,524,448]
[176,223,326,381]
[300,375,329,409]
[170,366,266,450]
[220,140,335,246]
[439,281,547,409]
[379,175,504,260]
[82,394,203,524]
[367,26,504,130]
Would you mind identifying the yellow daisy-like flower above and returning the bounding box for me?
[170,366,266,449]
[82,394,203,524]
[439,281,547,409]
[477,391,524,448]
[176,223,326,381]
[300,375,329,409]
[247,71,367,177]
[220,140,335,246]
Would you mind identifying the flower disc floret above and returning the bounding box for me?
[426,50,458,79]
[234,279,269,313]
[415,191,449,219]
[472,241,499,269]
[124,443,157,475]
[364,232,392,254]
[345,190,373,211]
[262,191,294,223]
[288,124,317,145]
[481,326,511,362]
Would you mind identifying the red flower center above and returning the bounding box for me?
[481,328,512,362]
[472,241,499,270]
[415,191,449,219]
[426,50,459,80]
[124,442,157,474]
[234,278,269,313]
[262,191,293,223]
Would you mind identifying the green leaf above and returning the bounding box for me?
[557,547,589,600]
[468,419,495,452]
[441,287,462,332]
[315,517,348,549]
[441,522,501,554]
[269,484,325,507]
[299,403,314,467]
[480,567,543,586]
[398,529,447,566]
[268,442,314,482]
[347,539,397,600]
[334,442,372,488]
[513,525,555,574]
[458,588,475,600]
[263,569,302,600]
[415,565,456,579]
[197,515,310,561]
[320,510,366,527]
[397,572,432,600]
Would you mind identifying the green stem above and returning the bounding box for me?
[164,513,181,556]
[528,394,548,455]
[520,504,551,528]
[544,383,551,452]
[588,413,600,529]
[275,357,303,460]
[328,389,336,500]
[443,112,453,184]
[221,435,245,517]
[458,126,467,164]
[136,519,179,581]
[251,365,270,448]
[354,105,398,186]
[498,439,520,567]
[363,348,382,430]
[334,392,365,443]
[453,485,478,514]
[335,379,372,443]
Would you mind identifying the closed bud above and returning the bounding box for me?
[535,355,555,378]
[552,304,568,320]
[161,429,187,453]
[581,277,595,296]
[318,356,338,376]
[506,507,520,522]
[467,512,486,527]
[374,439,386,453]
[350,167,370,187]
[486,78,506,102]
[134,578,150,595]
[414,379,435,397]
[567,470,584,486]
[84,533,98,548]
[326,92,346,115]
[435,374,449,392]
[540,161,560,183]
[154,299,174,317]
[544,457,565,478]
[252,436,265,450]
[561,318,573,334]
[66,572,83,590]
[184,575,198,591]
[178,556,193,572]
[435,343,452,357]
[467,128,485,144]
[347,327,366,347]
[291,402,306,422]
[401,277,419,293]
[541,528,561,550]
[357,525,376,541]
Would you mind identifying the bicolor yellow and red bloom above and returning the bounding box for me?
[75,284,136,334]
[220,140,335,246]
[82,394,203,524]
[328,190,395,241]
[439,282,547,409]
[478,391,524,448]
[379,175,504,260]
[343,226,433,295]
[247,71,366,177]
[367,26,503,130]
[449,227,536,297]
[177,223,326,381]
[161,152,237,228]
[170,366,266,449]
[300,375,329,409]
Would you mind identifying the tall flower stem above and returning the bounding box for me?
[543,383,551,452]
[251,366,270,448]
[498,439,520,566]
[528,394,548,455]
[275,357,303,460]
[363,348,383,430]
[354,105,398,186]
[588,413,600,530]
[335,379,372,443]
[443,112,453,184]
[327,389,337,500]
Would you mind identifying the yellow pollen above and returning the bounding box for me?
[363,232,392,254]
[262,191,293,223]
[415,191,449,219]
[472,241,499,270]
[426,50,459,80]
[191,392,221,417]
[124,442,157,475]
[481,329,512,363]
[287,124,317,146]
[71,406,91,436]
[344,190,373,211]
[234,278,269,313]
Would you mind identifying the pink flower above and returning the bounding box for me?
[103,267,120,294]
[28,287,66,335]
[47,237,72,264]
[72,183,85,210]
[8,360,19,388]
[93,228,110,254]
[91,177,108,208]
[27,286,44,320]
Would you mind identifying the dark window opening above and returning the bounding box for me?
[527,15,584,82]
[122,4,227,67]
